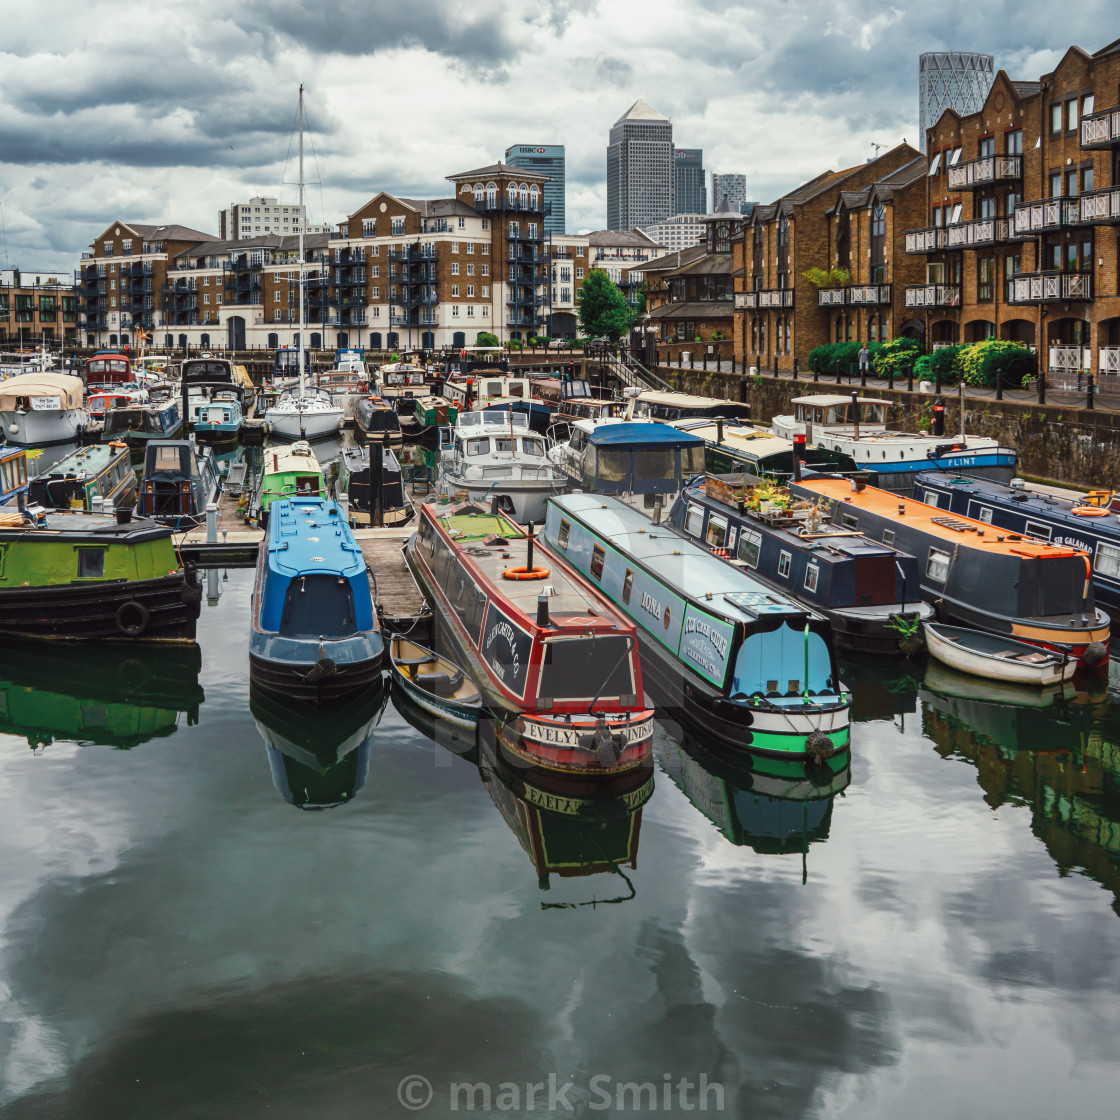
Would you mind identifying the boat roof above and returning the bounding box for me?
[31,443,124,477]
[455,410,530,432]
[0,508,171,544]
[637,390,740,407]
[671,419,812,457]
[263,443,324,476]
[551,493,809,623]
[588,422,703,448]
[795,477,1085,557]
[788,395,889,407]
[267,497,365,579]
[0,372,85,408]
[916,471,1120,530]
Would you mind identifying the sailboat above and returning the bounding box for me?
[263,86,345,442]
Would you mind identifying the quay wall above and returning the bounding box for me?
[649,365,1120,491]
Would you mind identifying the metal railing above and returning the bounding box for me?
[1079,186,1120,225]
[947,155,1021,190]
[1012,198,1080,237]
[1080,106,1120,149]
[735,289,794,309]
[904,227,945,253]
[903,285,961,308]
[1008,271,1092,303]
[945,217,1012,247]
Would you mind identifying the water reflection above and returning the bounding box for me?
[845,660,921,724]
[250,681,389,809]
[655,721,851,860]
[0,641,203,750]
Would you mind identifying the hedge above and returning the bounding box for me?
[957,339,1037,387]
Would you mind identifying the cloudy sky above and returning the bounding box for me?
[0,0,1113,272]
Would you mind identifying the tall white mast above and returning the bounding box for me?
[298,84,305,396]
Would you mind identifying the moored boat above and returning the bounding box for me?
[100,397,184,450]
[87,385,149,425]
[26,442,137,512]
[0,504,201,642]
[924,622,1075,686]
[136,439,222,529]
[352,394,404,450]
[542,492,852,760]
[0,372,89,446]
[247,440,325,527]
[389,636,481,730]
[249,495,384,701]
[404,499,655,776]
[632,389,752,423]
[264,382,344,441]
[192,393,245,444]
[84,350,134,390]
[335,444,413,527]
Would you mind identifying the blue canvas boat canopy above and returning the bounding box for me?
[587,423,703,448]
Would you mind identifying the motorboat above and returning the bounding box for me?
[0,372,89,445]
[100,397,184,450]
[264,381,343,441]
[192,392,245,444]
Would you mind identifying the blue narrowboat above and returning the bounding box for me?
[667,475,932,654]
[542,493,851,761]
[249,495,384,702]
[191,392,245,444]
[913,471,1120,621]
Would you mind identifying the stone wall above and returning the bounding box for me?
[653,364,1120,489]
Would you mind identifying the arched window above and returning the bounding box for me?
[461,184,472,196]
[486,182,497,207]
[507,182,518,206]
[200,333,210,348]
[474,183,484,203]
[268,332,279,348]
[529,185,539,210]
[871,203,886,238]
[519,183,529,207]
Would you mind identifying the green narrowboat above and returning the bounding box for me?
[0,506,201,642]
[26,442,137,511]
[414,394,459,429]
[247,440,325,526]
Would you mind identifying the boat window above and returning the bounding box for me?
[521,438,544,457]
[486,381,503,395]
[841,512,859,530]
[557,519,570,549]
[683,446,705,475]
[1024,520,1052,542]
[976,507,993,524]
[570,429,586,451]
[494,438,514,453]
[925,492,941,509]
[777,551,792,577]
[591,543,605,580]
[731,621,834,698]
[77,548,105,579]
[636,447,675,484]
[595,447,628,485]
[865,404,886,423]
[466,438,490,456]
[804,564,819,592]
[824,407,841,424]
[622,567,634,604]
[684,502,705,537]
[1096,542,1120,579]
[881,529,895,546]
[538,635,633,702]
[737,528,761,568]
[926,547,951,583]
[507,383,525,398]
[706,515,728,549]
[151,446,181,473]
[279,574,356,638]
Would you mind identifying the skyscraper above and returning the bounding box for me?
[710,172,747,213]
[673,149,706,215]
[919,52,995,151]
[504,143,565,234]
[607,99,674,231]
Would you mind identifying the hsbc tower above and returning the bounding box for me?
[504,143,566,234]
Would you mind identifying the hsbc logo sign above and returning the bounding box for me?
[506,147,550,156]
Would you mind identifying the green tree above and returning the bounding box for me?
[475,331,500,348]
[577,269,634,340]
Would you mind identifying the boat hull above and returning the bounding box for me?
[1,408,89,446]
[438,473,565,524]
[0,571,201,643]
[265,408,343,441]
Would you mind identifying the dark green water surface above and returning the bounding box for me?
[2,571,1120,1119]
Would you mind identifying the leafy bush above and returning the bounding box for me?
[475,332,500,348]
[801,266,852,288]
[958,339,1037,387]
[913,354,931,381]
[930,346,963,384]
[870,336,921,381]
[807,340,877,378]
[505,340,524,351]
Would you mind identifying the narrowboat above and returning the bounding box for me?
[772,394,1016,494]
[632,390,752,423]
[0,504,201,642]
[84,350,134,389]
[791,475,1110,667]
[438,410,566,523]
[478,728,653,897]
[670,418,858,483]
[404,500,655,776]
[251,681,389,810]
[87,386,148,424]
[191,392,245,444]
[655,728,850,853]
[413,394,459,445]
[912,471,1120,621]
[542,492,852,760]
[100,397,184,450]
[0,640,204,750]
[0,372,89,445]
[352,395,404,451]
[247,440,325,527]
[136,440,222,530]
[335,444,413,527]
[26,442,137,512]
[547,418,706,517]
[1,446,29,504]
[667,474,932,654]
[249,495,384,701]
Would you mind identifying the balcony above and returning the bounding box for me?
[947,155,1021,191]
[904,227,946,253]
[904,285,961,309]
[1050,346,1090,374]
[1079,187,1120,225]
[816,284,891,306]
[1080,107,1120,150]
[481,197,552,218]
[1011,198,1081,238]
[734,289,794,310]
[1008,271,1092,304]
[388,248,437,263]
[1100,347,1120,375]
[945,217,1012,248]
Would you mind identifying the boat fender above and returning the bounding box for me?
[502,566,550,580]
[1082,641,1107,668]
[114,600,150,637]
[804,729,835,763]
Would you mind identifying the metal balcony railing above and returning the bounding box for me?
[1080,107,1120,150]
[734,289,794,310]
[947,155,1021,190]
[1008,271,1092,304]
[816,285,891,307]
[1079,187,1120,225]
[904,285,961,308]
[1011,198,1081,238]
[945,217,1012,247]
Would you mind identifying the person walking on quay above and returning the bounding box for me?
[858,342,870,376]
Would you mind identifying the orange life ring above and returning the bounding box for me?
[502,565,551,580]
[1072,506,1108,516]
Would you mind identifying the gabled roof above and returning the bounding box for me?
[397,197,478,217]
[641,244,708,274]
[125,222,216,241]
[346,192,419,221]
[174,233,332,260]
[446,162,550,182]
[586,228,662,248]
[614,98,668,125]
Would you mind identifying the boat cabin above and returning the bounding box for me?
[443,375,533,413]
[136,440,222,528]
[442,411,548,469]
[337,445,411,527]
[88,388,147,423]
[85,351,133,387]
[414,395,458,427]
[253,442,326,523]
[333,348,366,373]
[555,379,621,422]
[271,348,311,379]
[632,390,752,423]
[779,395,889,436]
[102,398,183,442]
[27,443,136,511]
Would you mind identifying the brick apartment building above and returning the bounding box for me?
[1,268,77,347]
[908,39,1120,381]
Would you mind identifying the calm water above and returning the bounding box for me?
[2,571,1120,1119]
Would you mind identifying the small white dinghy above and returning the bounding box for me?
[925,623,1075,687]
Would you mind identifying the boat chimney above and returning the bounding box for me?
[716,418,725,445]
[17,491,26,512]
[536,593,550,628]
[792,433,805,482]
[932,397,945,437]
[115,505,133,525]
[526,520,535,572]
[850,391,860,442]
[490,495,500,515]
[652,498,663,525]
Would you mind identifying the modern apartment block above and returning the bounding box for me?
[918,52,995,153]
[607,99,675,230]
[637,213,707,253]
[711,172,747,212]
[0,269,77,346]
[218,196,333,240]
[504,144,566,235]
[674,148,706,215]
[907,39,1120,380]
